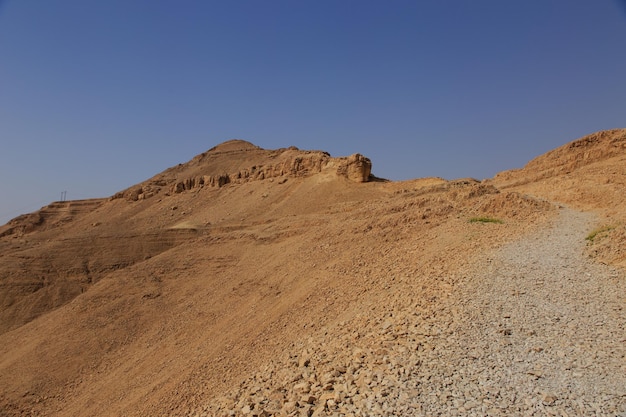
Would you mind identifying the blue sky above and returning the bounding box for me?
[1,1,625,224]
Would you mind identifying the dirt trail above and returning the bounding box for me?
[205,207,625,417]
[412,207,626,416]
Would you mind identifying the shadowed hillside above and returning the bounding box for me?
[0,130,624,416]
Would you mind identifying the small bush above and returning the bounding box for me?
[469,217,504,224]
[586,225,615,242]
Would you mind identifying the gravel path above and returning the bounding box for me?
[203,208,626,417]
[408,207,626,416]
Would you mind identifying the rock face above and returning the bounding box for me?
[336,154,371,183]
[169,151,331,194]
[112,142,374,201]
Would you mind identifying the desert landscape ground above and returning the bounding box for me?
[0,129,624,416]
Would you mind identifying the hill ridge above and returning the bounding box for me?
[0,129,625,416]
[494,128,626,187]
[112,142,373,202]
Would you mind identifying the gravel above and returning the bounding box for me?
[201,208,626,417]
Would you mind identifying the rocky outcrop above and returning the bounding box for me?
[171,174,231,194]
[335,154,371,183]
[112,143,374,201]
[169,152,331,194]
[111,179,169,202]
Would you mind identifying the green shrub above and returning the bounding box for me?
[586,225,615,242]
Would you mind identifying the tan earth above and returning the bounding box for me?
[0,129,624,416]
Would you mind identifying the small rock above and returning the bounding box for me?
[542,394,558,406]
[299,356,311,368]
[311,405,326,417]
[294,382,311,393]
[282,401,297,413]
[300,395,316,405]
[319,392,336,402]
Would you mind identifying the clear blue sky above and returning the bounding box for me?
[1,1,625,224]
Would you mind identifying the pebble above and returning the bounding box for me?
[201,210,626,416]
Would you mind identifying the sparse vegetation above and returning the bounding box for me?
[586,225,615,242]
[469,216,504,224]
[2,129,626,416]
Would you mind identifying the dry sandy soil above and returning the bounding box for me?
[0,129,624,416]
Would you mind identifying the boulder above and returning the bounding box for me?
[336,154,371,182]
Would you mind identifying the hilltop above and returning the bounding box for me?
[0,129,624,416]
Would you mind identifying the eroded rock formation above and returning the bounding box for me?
[112,143,374,201]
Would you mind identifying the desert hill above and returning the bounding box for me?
[0,129,624,416]
[492,127,626,267]
[0,141,373,335]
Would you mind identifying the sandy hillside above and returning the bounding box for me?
[492,128,626,268]
[0,130,624,416]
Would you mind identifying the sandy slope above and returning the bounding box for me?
[204,207,625,416]
[0,129,624,416]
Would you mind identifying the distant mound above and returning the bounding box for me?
[112,140,373,202]
[207,139,260,153]
[0,141,378,337]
